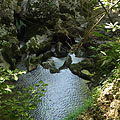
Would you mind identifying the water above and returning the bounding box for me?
[48,54,84,69]
[48,57,66,69]
[18,64,90,120]
[69,53,84,64]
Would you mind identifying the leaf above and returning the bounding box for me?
[18,71,26,75]
[14,75,18,81]
[81,69,94,76]
[35,83,40,87]
[7,69,12,74]
[107,30,111,32]
[0,77,5,83]
[94,32,106,38]
[100,51,106,56]
[42,83,48,86]
[5,85,12,92]
[101,58,112,67]
[39,80,43,84]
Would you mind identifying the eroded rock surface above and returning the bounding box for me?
[0,0,21,69]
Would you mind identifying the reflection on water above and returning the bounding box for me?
[18,65,90,120]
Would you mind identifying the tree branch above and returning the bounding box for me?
[98,0,114,24]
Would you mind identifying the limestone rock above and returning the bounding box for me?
[26,35,52,54]
[0,49,10,69]
[20,0,58,23]
[0,0,21,68]
[69,59,95,80]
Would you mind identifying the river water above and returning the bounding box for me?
[17,56,90,120]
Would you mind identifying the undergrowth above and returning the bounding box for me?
[0,67,48,120]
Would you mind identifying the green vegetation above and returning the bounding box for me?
[64,0,120,119]
[0,67,48,120]
[0,0,120,119]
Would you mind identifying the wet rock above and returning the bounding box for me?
[42,60,55,69]
[28,63,38,71]
[59,55,72,69]
[69,59,95,80]
[50,67,59,73]
[54,42,69,58]
[26,34,52,54]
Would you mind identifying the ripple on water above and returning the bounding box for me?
[18,65,90,120]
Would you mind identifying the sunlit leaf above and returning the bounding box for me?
[81,69,94,76]
[100,51,106,56]
[14,74,18,81]
[94,32,106,38]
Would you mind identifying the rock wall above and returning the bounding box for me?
[0,0,21,69]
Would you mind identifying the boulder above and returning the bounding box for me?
[42,60,55,69]
[69,58,95,80]
[26,34,52,54]
[50,67,59,73]
[53,42,69,58]
[0,0,21,69]
[0,0,17,25]
[0,49,10,69]
[20,0,59,24]
[59,55,72,69]
[19,0,88,40]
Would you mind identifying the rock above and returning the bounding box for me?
[28,63,38,71]
[25,50,53,70]
[42,61,52,69]
[59,55,72,69]
[0,0,21,68]
[0,0,17,25]
[19,0,88,41]
[1,36,21,68]
[54,42,69,58]
[20,0,58,24]
[69,59,95,80]
[42,60,55,69]
[42,51,53,60]
[26,34,52,54]
[25,54,43,70]
[50,67,59,73]
[0,49,10,69]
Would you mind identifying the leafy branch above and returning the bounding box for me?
[77,0,120,49]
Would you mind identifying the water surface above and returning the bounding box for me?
[18,65,90,120]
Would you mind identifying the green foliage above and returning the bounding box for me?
[81,69,95,76]
[100,41,120,67]
[0,68,26,94]
[0,67,48,120]
[91,41,120,68]
[93,24,112,40]
[94,0,119,10]
[64,1,120,119]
